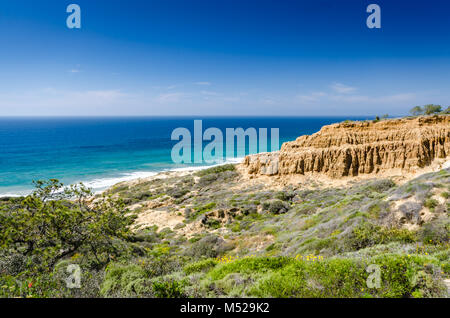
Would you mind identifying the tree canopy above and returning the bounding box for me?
[409,104,445,116]
[0,179,136,271]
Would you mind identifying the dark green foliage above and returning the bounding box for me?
[152,279,187,298]
[275,191,295,202]
[262,200,289,214]
[366,179,396,192]
[205,218,221,229]
[100,263,149,297]
[192,202,216,218]
[0,180,136,269]
[209,257,293,280]
[183,259,218,275]
[410,106,423,116]
[1,161,449,298]
[442,106,450,114]
[424,198,439,211]
[423,104,442,115]
[195,164,236,177]
[205,255,446,298]
[345,222,416,251]
[186,235,230,259]
[167,187,190,198]
[410,104,443,116]
[418,217,449,244]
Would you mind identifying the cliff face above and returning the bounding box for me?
[244,115,450,178]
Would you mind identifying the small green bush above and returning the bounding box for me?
[208,255,446,298]
[262,200,289,214]
[366,179,396,193]
[100,263,149,297]
[424,198,439,211]
[209,257,293,281]
[275,191,295,202]
[167,187,190,198]
[188,202,217,220]
[152,278,187,298]
[183,259,218,275]
[345,222,416,251]
[187,235,228,258]
[195,164,236,177]
[418,218,449,244]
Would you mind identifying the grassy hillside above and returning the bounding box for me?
[0,165,448,298]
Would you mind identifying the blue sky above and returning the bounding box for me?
[0,0,449,116]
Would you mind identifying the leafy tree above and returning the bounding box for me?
[423,104,442,115]
[410,106,423,116]
[442,106,450,114]
[0,179,136,271]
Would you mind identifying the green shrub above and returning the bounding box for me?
[208,255,446,298]
[183,259,218,275]
[366,179,396,193]
[418,218,449,244]
[100,263,149,297]
[251,258,364,298]
[197,174,219,187]
[410,106,423,116]
[187,235,230,259]
[209,257,293,281]
[152,278,187,298]
[0,179,136,270]
[423,104,442,115]
[424,198,439,211]
[109,184,129,194]
[205,218,221,229]
[262,200,289,214]
[345,222,416,251]
[275,191,295,202]
[194,202,216,215]
[167,187,190,198]
[195,164,236,177]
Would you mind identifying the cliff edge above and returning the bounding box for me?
[244,115,450,178]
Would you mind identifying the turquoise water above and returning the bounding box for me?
[0,116,370,196]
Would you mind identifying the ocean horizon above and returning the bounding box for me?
[0,116,371,196]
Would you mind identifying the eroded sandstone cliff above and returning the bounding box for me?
[244,115,450,178]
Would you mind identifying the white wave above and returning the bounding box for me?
[0,191,30,198]
[83,171,159,192]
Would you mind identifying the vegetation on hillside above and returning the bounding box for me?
[1,164,448,298]
[409,104,450,116]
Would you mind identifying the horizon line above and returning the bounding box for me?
[0,114,401,119]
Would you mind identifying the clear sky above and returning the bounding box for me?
[0,0,449,116]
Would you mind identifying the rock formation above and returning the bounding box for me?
[244,115,450,178]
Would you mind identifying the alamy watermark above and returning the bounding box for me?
[366,4,381,29]
[366,264,381,289]
[171,120,279,164]
[64,4,380,30]
[66,4,81,29]
[65,264,82,289]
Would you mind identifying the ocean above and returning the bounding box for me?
[0,116,370,196]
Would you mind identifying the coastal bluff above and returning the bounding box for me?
[244,115,450,178]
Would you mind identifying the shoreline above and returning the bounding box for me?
[0,157,246,198]
[3,115,448,198]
